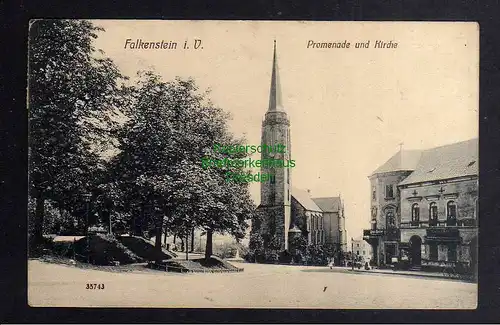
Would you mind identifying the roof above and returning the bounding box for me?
[292,187,322,212]
[312,197,341,212]
[371,150,422,176]
[399,138,478,186]
[268,41,285,112]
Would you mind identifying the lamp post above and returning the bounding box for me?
[83,193,92,264]
[351,237,354,271]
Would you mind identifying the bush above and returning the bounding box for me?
[279,250,293,264]
[28,235,54,257]
[73,233,143,265]
[265,250,279,263]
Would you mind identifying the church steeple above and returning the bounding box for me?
[257,41,292,251]
[268,40,284,112]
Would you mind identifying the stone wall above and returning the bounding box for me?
[255,205,288,251]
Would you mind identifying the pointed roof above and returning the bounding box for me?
[312,197,341,213]
[291,187,322,212]
[268,40,285,112]
[399,138,478,186]
[370,150,422,176]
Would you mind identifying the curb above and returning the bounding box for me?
[349,269,473,281]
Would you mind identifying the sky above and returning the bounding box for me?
[91,20,478,243]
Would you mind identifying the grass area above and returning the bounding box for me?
[118,236,174,261]
[151,256,244,273]
[32,255,155,274]
[72,233,143,265]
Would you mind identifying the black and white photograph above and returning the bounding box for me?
[27,20,478,309]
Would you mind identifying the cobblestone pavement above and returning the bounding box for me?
[28,260,477,309]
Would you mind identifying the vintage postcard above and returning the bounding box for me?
[28,20,478,309]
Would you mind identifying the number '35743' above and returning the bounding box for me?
[86,283,105,290]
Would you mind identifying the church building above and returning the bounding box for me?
[253,42,347,254]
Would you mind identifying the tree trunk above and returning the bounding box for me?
[185,232,189,260]
[163,230,167,245]
[205,230,213,260]
[154,214,163,258]
[180,238,184,251]
[190,228,195,252]
[131,211,136,236]
[33,192,45,246]
[106,210,112,235]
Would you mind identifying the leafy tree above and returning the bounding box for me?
[112,71,253,259]
[28,20,126,247]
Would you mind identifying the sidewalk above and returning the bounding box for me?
[332,266,471,281]
[352,267,448,279]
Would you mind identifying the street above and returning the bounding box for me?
[28,260,477,309]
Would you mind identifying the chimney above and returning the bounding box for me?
[307,189,311,194]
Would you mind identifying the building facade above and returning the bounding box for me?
[363,150,422,265]
[363,139,478,270]
[254,42,347,253]
[352,238,373,264]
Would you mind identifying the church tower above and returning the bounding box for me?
[257,41,292,251]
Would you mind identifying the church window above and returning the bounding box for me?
[385,185,394,199]
[372,187,376,201]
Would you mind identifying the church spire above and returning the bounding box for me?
[268,40,284,112]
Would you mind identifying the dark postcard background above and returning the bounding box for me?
[2,0,500,323]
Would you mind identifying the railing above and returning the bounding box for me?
[401,219,476,228]
[426,227,460,237]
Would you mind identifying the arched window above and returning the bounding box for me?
[386,208,396,229]
[411,203,420,225]
[429,202,438,226]
[447,201,457,226]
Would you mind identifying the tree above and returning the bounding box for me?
[112,71,253,259]
[28,20,126,247]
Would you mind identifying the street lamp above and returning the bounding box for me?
[351,237,354,271]
[83,193,92,263]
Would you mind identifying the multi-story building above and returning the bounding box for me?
[364,139,478,269]
[352,237,373,263]
[363,149,422,265]
[398,139,478,270]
